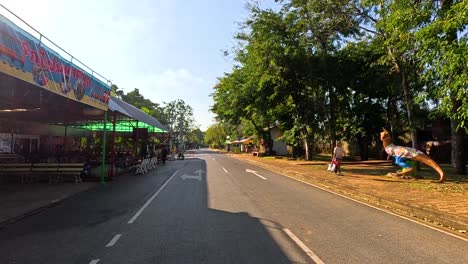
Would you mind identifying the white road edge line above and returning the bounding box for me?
[229,156,468,242]
[289,176,468,242]
[222,167,228,173]
[251,162,468,242]
[128,169,180,224]
[106,234,122,247]
[283,228,325,264]
[89,259,100,264]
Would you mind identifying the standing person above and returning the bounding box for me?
[333,141,345,176]
[161,146,168,165]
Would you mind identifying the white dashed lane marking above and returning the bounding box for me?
[128,170,179,224]
[106,234,122,247]
[246,169,267,180]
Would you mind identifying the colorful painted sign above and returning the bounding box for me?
[0,14,110,110]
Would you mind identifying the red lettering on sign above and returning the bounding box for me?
[19,40,108,102]
[21,41,30,57]
[30,49,39,64]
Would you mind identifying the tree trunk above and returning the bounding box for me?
[320,42,336,151]
[303,138,310,160]
[362,136,369,161]
[387,47,418,150]
[387,94,398,138]
[400,68,417,149]
[329,86,337,150]
[309,130,315,160]
[292,145,300,159]
[398,60,421,172]
[442,0,465,175]
[451,117,467,175]
[264,127,274,156]
[357,134,369,161]
[302,127,314,161]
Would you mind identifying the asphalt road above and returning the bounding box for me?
[0,149,466,264]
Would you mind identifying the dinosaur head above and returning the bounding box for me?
[380,128,391,142]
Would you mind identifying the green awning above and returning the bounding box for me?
[109,97,168,132]
[77,120,166,133]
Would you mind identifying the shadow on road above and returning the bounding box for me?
[121,157,302,264]
[0,156,306,264]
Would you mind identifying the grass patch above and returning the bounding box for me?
[311,154,332,161]
[346,167,394,176]
[307,154,361,162]
[404,181,468,194]
[345,162,468,194]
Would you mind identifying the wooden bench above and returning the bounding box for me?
[58,163,84,184]
[0,153,23,163]
[0,163,84,184]
[36,163,84,184]
[0,163,33,184]
[30,163,60,184]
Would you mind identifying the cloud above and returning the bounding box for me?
[124,68,216,131]
[2,0,225,131]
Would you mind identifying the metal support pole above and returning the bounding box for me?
[135,121,139,157]
[10,130,14,153]
[152,126,155,154]
[63,125,68,151]
[109,112,116,178]
[101,111,108,183]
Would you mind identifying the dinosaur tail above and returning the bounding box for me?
[412,154,446,183]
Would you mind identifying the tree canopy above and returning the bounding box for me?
[211,0,467,174]
[110,85,197,151]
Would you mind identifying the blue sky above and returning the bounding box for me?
[1,0,276,130]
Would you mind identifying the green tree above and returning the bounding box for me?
[215,5,320,158]
[110,84,124,98]
[211,68,248,129]
[162,99,194,152]
[122,89,160,114]
[356,0,430,152]
[213,2,357,159]
[280,0,362,152]
[416,0,467,174]
[204,123,227,149]
[338,41,393,160]
[211,0,465,169]
[359,0,466,173]
[114,87,165,122]
[186,128,204,148]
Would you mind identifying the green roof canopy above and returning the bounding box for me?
[76,120,166,133]
[109,96,168,132]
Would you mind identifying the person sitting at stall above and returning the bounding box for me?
[81,158,92,179]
